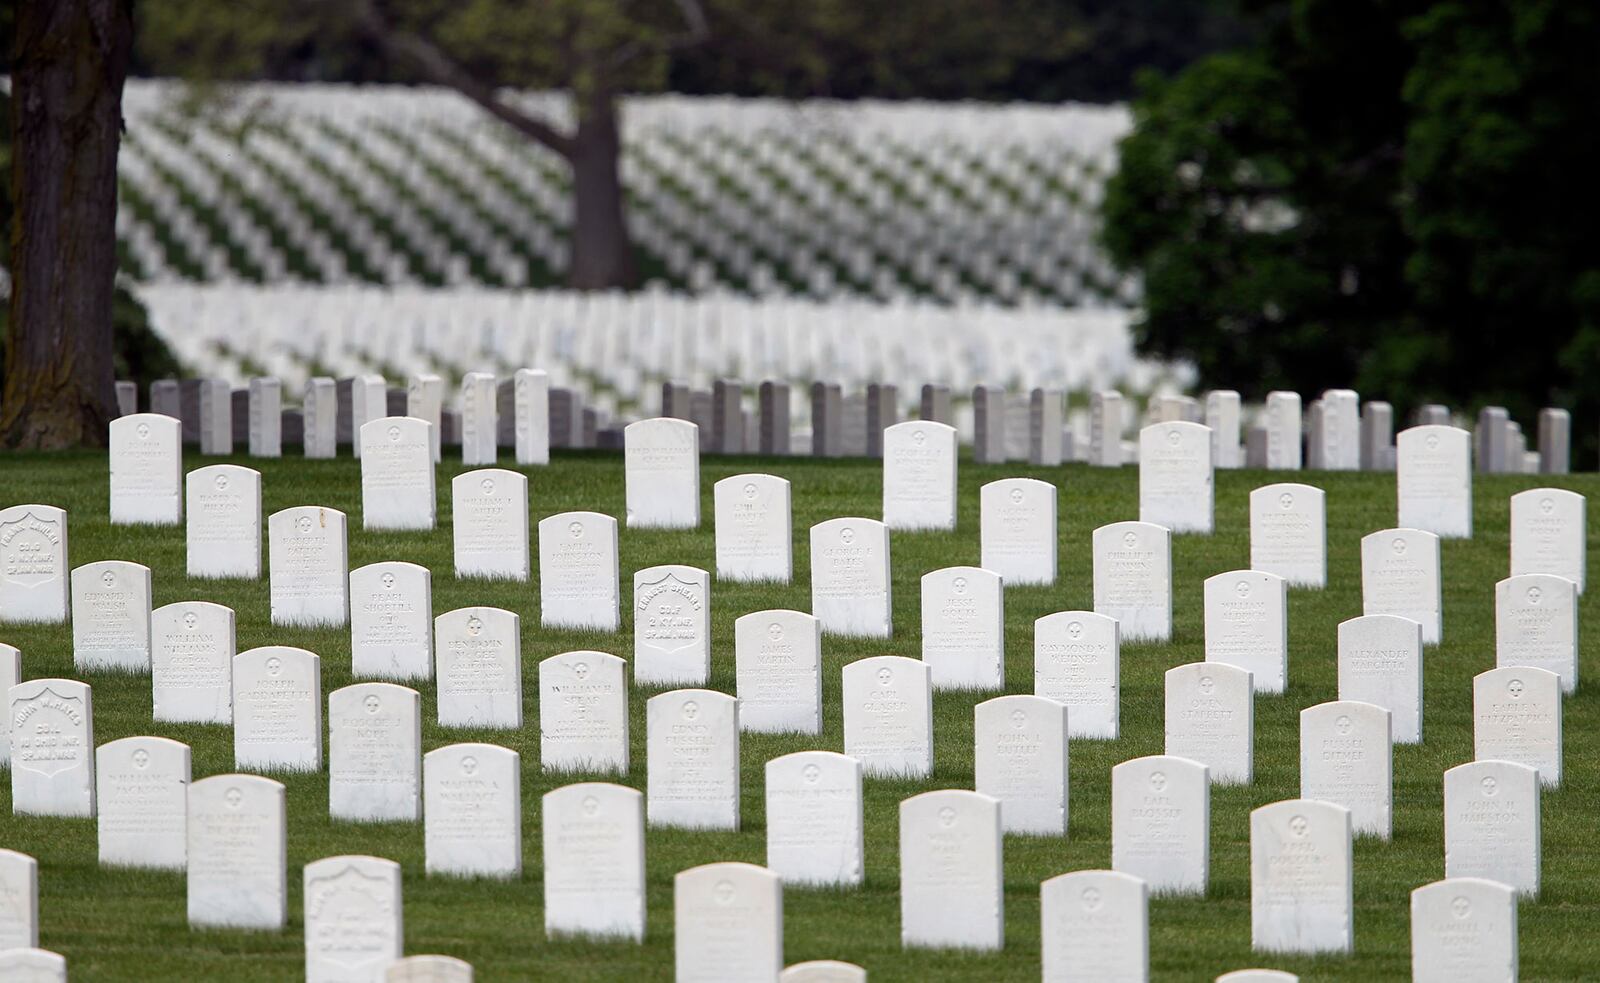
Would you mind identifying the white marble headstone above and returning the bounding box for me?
[434,607,522,729]
[735,610,822,735]
[185,464,262,579]
[538,511,620,631]
[1509,487,1585,593]
[1249,483,1326,588]
[974,694,1068,835]
[646,688,739,830]
[151,601,234,724]
[9,678,94,816]
[0,849,38,951]
[451,469,529,581]
[842,656,933,779]
[542,782,645,940]
[714,473,793,582]
[1093,521,1173,642]
[0,645,17,766]
[1040,869,1149,982]
[385,954,473,982]
[538,651,629,773]
[1203,570,1287,694]
[328,682,421,822]
[407,372,444,463]
[1034,610,1120,739]
[764,750,863,888]
[1264,391,1302,470]
[624,418,701,529]
[360,417,436,530]
[1111,754,1209,895]
[1496,573,1578,692]
[304,377,338,459]
[303,855,403,983]
[1409,877,1517,983]
[1139,421,1214,533]
[899,789,1003,951]
[1249,799,1353,954]
[1336,614,1423,744]
[186,773,286,929]
[0,949,66,983]
[1397,425,1474,539]
[232,646,322,771]
[1300,700,1392,839]
[674,863,783,982]
[349,561,433,680]
[268,506,349,627]
[70,560,152,672]
[1164,662,1253,785]
[513,368,550,466]
[423,743,521,879]
[460,372,498,466]
[248,377,282,458]
[780,962,866,983]
[96,735,189,869]
[0,505,70,624]
[1474,665,1561,786]
[882,421,958,530]
[809,517,892,638]
[920,566,1004,690]
[109,413,182,525]
[1361,528,1442,644]
[1443,759,1540,896]
[633,565,711,685]
[980,478,1058,586]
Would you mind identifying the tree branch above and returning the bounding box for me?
[607,0,709,72]
[347,0,577,159]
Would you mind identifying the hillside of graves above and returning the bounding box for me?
[2,435,1596,981]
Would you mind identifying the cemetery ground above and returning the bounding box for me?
[4,450,1598,981]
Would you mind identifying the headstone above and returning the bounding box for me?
[95,735,189,868]
[1245,426,1268,468]
[70,560,152,672]
[8,678,94,816]
[186,774,286,929]
[633,565,711,685]
[674,863,783,981]
[303,855,403,983]
[712,379,744,454]
[510,368,550,465]
[1164,662,1253,785]
[1248,483,1326,588]
[646,688,739,829]
[233,646,322,771]
[1443,759,1540,896]
[764,750,863,888]
[974,694,1068,835]
[359,417,436,530]
[305,377,337,458]
[538,651,629,773]
[1040,869,1149,982]
[1509,487,1585,593]
[1203,570,1288,694]
[0,949,65,983]
[0,505,69,624]
[328,682,421,822]
[1111,754,1209,895]
[1090,391,1124,467]
[842,656,934,779]
[196,378,232,455]
[1474,665,1561,786]
[460,372,498,465]
[1409,877,1517,983]
[268,506,349,627]
[450,468,529,581]
[921,566,1004,690]
[1397,425,1474,538]
[1217,973,1298,983]
[249,377,282,457]
[538,511,620,631]
[547,389,579,448]
[115,379,137,416]
[1092,521,1173,642]
[920,383,952,424]
[972,385,1006,464]
[1317,389,1360,470]
[1139,421,1214,533]
[1416,404,1451,426]
[150,378,179,420]
[1034,610,1120,739]
[811,381,842,457]
[781,962,866,983]
[407,373,444,463]
[1264,391,1302,470]
[714,473,793,582]
[434,607,521,729]
[423,743,521,879]
[1476,406,1509,473]
[980,478,1057,586]
[1206,390,1242,469]
[0,849,38,950]
[1496,573,1578,692]
[0,645,17,765]
[109,413,182,524]
[185,464,262,578]
[690,390,716,451]
[1536,407,1570,474]
[149,600,236,726]
[1029,388,1063,465]
[899,789,1003,951]
[542,782,645,940]
[809,517,892,638]
[1361,401,1394,471]
[385,955,473,982]
[1361,528,1442,645]
[735,610,822,735]
[1300,700,1392,839]
[349,561,433,680]
[1336,615,1424,744]
[1249,799,1353,954]
[758,380,791,455]
[866,382,898,458]
[348,375,387,458]
[624,418,701,529]
[881,421,958,531]
[281,408,304,446]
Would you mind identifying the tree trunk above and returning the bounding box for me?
[567,88,638,290]
[2,0,132,449]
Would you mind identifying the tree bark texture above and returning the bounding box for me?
[568,88,638,290]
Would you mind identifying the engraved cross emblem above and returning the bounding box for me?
[1123,532,1138,548]
[132,749,150,769]
[840,527,855,545]
[467,616,483,637]
[387,426,401,442]
[460,756,478,776]
[912,429,926,445]
[365,696,380,714]
[583,796,599,816]
[768,623,783,641]
[952,577,968,594]
[1481,776,1499,797]
[743,483,758,500]
[215,474,229,491]
[568,521,583,539]
[573,662,590,680]
[1010,488,1024,504]
[1289,815,1309,838]
[382,573,396,589]
[267,657,283,676]
[1198,675,1214,694]
[938,807,957,828]
[714,881,736,905]
[1392,537,1407,555]
[297,516,313,534]
[1234,581,1251,598]
[183,612,198,630]
[803,764,821,784]
[1010,709,1027,730]
[137,423,150,440]
[101,571,116,588]
[1452,897,1471,919]
[681,701,699,720]
[1279,492,1293,509]
[876,668,893,687]
[1166,429,1181,446]
[1149,772,1167,792]
[481,478,495,494]
[1081,887,1103,911]
[1335,715,1352,735]
[1527,586,1543,604]
[225,788,243,808]
[1507,679,1524,698]
[1067,621,1083,638]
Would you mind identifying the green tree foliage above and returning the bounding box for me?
[1104,0,1600,453]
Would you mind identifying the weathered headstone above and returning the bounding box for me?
[980,478,1057,586]
[328,682,421,822]
[1536,407,1570,474]
[95,735,189,869]
[1319,389,1361,470]
[1300,700,1392,839]
[1164,662,1253,785]
[349,561,433,680]
[920,383,952,424]
[451,469,529,581]
[1249,799,1353,954]
[150,601,234,724]
[1361,401,1394,471]
[268,506,349,627]
[1206,390,1242,469]
[9,678,94,816]
[1029,388,1063,465]
[109,413,182,525]
[1361,528,1442,645]
[1474,665,1561,786]
[899,789,1003,951]
[542,782,645,940]
[781,962,866,983]
[842,656,933,779]
[1139,421,1214,533]
[305,377,338,458]
[711,379,744,455]
[633,565,711,685]
[674,863,783,981]
[434,607,522,729]
[1204,570,1288,694]
[538,511,620,631]
[1443,759,1540,896]
[1409,877,1517,983]
[233,646,322,771]
[186,773,286,929]
[1040,869,1149,982]
[1397,425,1474,538]
[972,385,1007,464]
[423,743,521,879]
[538,651,629,773]
[759,380,791,455]
[735,610,822,735]
[974,694,1068,835]
[1093,521,1173,642]
[1090,391,1124,467]
[359,417,436,530]
[881,421,958,531]
[1249,483,1326,588]
[1476,406,1510,474]
[624,418,701,529]
[1216,973,1298,983]
[185,464,262,579]
[407,373,444,463]
[249,377,283,458]
[0,505,69,625]
[0,849,38,951]
[384,955,473,982]
[197,379,233,455]
[303,855,403,983]
[348,375,388,459]
[512,368,550,465]
[646,688,739,829]
[921,566,1004,690]
[809,517,892,638]
[1111,754,1209,895]
[460,372,498,466]
[1264,391,1302,470]
[1035,610,1120,739]
[764,750,863,888]
[1496,573,1578,692]
[1509,488,1586,593]
[714,474,793,582]
[115,380,138,417]
[1336,614,1424,744]
[70,560,152,672]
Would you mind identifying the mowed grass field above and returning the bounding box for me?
[2,448,1598,982]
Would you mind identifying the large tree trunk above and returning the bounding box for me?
[2,0,132,449]
[567,89,638,290]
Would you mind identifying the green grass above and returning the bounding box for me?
[2,449,1597,981]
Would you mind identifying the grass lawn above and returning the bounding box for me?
[2,448,1597,981]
